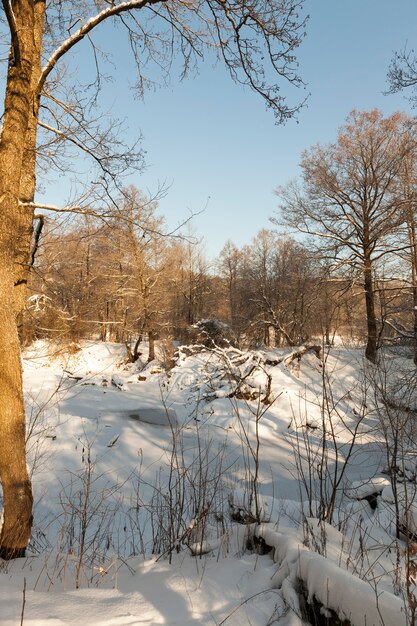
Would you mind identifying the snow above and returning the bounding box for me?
[0,548,283,625]
[257,522,406,626]
[1,341,416,625]
[346,477,391,499]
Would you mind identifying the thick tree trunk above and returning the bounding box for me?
[14,112,39,337]
[0,0,44,556]
[0,264,33,558]
[363,256,378,363]
[13,1,45,332]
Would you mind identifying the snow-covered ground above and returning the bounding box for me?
[1,340,416,625]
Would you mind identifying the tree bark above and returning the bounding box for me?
[363,256,378,363]
[14,0,46,336]
[0,263,33,558]
[0,0,41,556]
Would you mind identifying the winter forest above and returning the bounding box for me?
[3,1,417,625]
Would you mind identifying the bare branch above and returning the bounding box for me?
[38,0,166,94]
[29,215,44,268]
[19,198,201,240]
[387,46,417,106]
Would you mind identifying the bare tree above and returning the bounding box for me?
[219,230,322,348]
[276,109,411,363]
[387,46,417,106]
[397,125,417,364]
[170,234,212,332]
[113,186,169,361]
[218,240,242,335]
[25,187,174,356]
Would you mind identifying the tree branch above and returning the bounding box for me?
[38,120,125,178]
[29,215,44,268]
[19,199,201,239]
[38,0,166,94]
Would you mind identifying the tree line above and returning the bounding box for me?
[24,194,343,352]
[26,112,417,365]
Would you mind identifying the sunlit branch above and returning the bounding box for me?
[38,0,166,94]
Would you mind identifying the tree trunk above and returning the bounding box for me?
[411,282,417,367]
[405,188,417,365]
[323,277,332,345]
[0,263,33,558]
[263,321,270,347]
[0,0,43,556]
[148,330,156,362]
[363,256,378,363]
[133,334,143,361]
[14,1,46,336]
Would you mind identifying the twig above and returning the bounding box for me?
[20,577,26,626]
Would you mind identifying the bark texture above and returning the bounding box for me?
[14,0,45,334]
[0,0,42,557]
[0,263,33,558]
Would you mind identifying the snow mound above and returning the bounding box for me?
[257,523,406,626]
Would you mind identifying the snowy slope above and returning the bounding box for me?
[0,341,415,625]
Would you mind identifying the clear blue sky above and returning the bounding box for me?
[37,0,417,259]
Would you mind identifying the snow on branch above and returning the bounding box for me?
[38,0,165,94]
